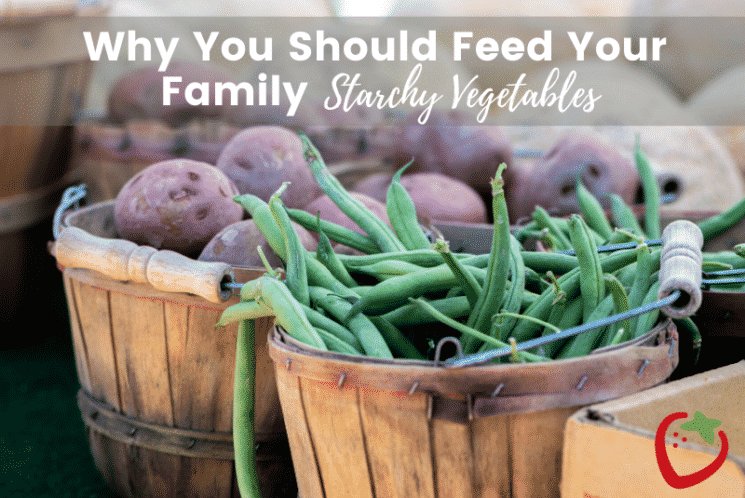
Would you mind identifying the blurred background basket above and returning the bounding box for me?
[0,0,107,339]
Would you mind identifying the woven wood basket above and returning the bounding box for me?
[54,201,296,498]
[0,0,107,329]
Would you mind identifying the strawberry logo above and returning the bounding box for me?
[655,411,729,489]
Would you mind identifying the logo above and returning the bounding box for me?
[654,411,729,489]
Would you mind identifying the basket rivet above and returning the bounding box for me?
[576,375,588,391]
[408,381,419,396]
[491,383,505,397]
[187,439,196,449]
[286,359,292,371]
[337,373,347,388]
[129,427,137,436]
[638,359,650,376]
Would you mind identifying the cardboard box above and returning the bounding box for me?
[561,361,745,498]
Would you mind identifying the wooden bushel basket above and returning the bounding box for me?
[0,0,107,329]
[268,320,679,498]
[54,201,296,498]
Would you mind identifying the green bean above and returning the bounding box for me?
[234,194,287,260]
[269,183,309,306]
[697,197,745,241]
[309,286,393,359]
[299,133,405,252]
[673,317,702,366]
[387,161,432,250]
[316,327,364,355]
[576,179,613,240]
[382,295,471,327]
[445,286,465,299]
[339,249,475,269]
[602,228,638,247]
[568,214,604,322]
[610,193,645,238]
[345,264,488,318]
[599,273,631,347]
[494,235,527,341]
[555,293,615,359]
[315,214,357,288]
[287,207,380,254]
[513,220,539,243]
[633,281,661,339]
[635,136,661,239]
[217,300,274,326]
[521,252,579,274]
[524,267,550,294]
[433,239,482,308]
[702,261,733,272]
[544,229,569,252]
[625,243,654,341]
[466,168,512,346]
[544,271,566,305]
[532,206,573,251]
[368,316,426,360]
[510,248,639,343]
[536,297,583,358]
[300,303,362,351]
[256,276,326,350]
[702,251,745,269]
[410,298,550,362]
[351,260,429,281]
[233,319,260,498]
[239,279,264,304]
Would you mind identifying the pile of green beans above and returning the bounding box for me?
[218,133,745,497]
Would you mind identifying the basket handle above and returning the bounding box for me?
[51,226,235,303]
[657,220,704,319]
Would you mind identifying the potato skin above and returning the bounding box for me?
[510,134,640,220]
[114,159,243,256]
[198,219,317,267]
[215,126,323,209]
[107,61,232,127]
[351,172,394,203]
[399,172,488,224]
[390,109,514,198]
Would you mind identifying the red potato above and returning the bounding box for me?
[352,171,488,224]
[107,61,232,127]
[399,173,488,224]
[389,109,515,198]
[114,159,243,256]
[215,126,323,209]
[510,134,641,219]
[198,219,317,267]
[351,172,395,203]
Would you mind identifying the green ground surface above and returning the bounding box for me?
[0,328,116,498]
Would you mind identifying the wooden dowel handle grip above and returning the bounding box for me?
[657,220,703,319]
[52,226,235,303]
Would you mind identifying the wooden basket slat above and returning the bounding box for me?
[300,378,375,498]
[110,291,175,427]
[431,418,474,498]
[471,415,511,498]
[72,278,122,411]
[62,271,92,392]
[359,387,435,498]
[274,365,325,498]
